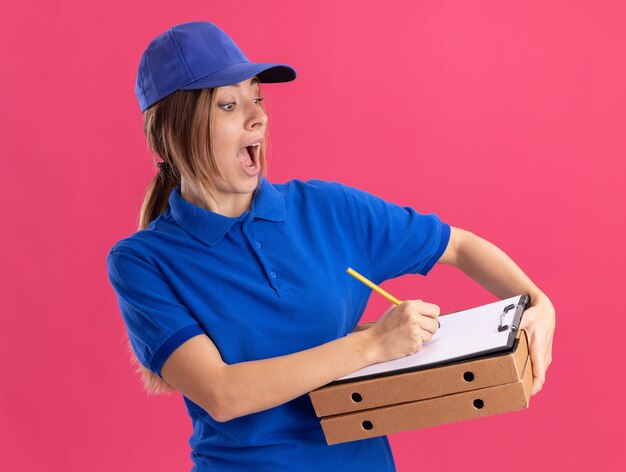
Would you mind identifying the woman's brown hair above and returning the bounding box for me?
[129,83,268,394]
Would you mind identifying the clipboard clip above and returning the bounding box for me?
[497,303,517,332]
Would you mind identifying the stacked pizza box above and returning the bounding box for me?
[309,329,533,445]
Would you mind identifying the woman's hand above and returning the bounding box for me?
[519,294,556,395]
[367,300,441,363]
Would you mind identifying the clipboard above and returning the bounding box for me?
[331,294,530,385]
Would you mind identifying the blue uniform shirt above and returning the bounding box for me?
[106,176,451,471]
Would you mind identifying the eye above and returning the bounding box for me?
[220,103,235,111]
[218,98,264,112]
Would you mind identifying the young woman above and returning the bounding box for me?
[107,20,555,472]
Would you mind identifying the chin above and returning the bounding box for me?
[238,177,259,193]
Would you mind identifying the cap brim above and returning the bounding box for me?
[179,62,296,89]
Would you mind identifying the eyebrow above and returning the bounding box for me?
[228,77,260,88]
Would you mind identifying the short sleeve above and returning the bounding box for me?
[342,184,451,284]
[106,248,205,377]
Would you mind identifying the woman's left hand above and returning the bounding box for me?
[519,294,556,395]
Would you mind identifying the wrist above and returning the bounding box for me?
[356,326,383,366]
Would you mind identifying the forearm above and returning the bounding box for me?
[456,231,550,305]
[220,329,379,421]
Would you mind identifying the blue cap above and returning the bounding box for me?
[135,21,297,112]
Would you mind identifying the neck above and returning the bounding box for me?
[180,179,255,218]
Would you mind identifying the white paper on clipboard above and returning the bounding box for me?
[337,294,527,382]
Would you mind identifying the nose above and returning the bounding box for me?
[246,100,267,130]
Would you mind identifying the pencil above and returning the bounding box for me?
[346,266,441,329]
[346,267,402,305]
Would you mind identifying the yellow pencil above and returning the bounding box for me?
[346,267,402,305]
[346,266,441,328]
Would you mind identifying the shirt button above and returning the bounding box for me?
[271,272,277,278]
[256,242,261,248]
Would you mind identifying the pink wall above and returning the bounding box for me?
[2,0,624,470]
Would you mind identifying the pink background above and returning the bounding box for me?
[2,0,624,470]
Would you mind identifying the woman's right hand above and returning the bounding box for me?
[367,300,441,363]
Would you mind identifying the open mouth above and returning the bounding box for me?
[237,143,260,169]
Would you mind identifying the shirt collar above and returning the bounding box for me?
[169,176,286,246]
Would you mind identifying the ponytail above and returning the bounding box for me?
[133,165,181,394]
[138,163,181,232]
